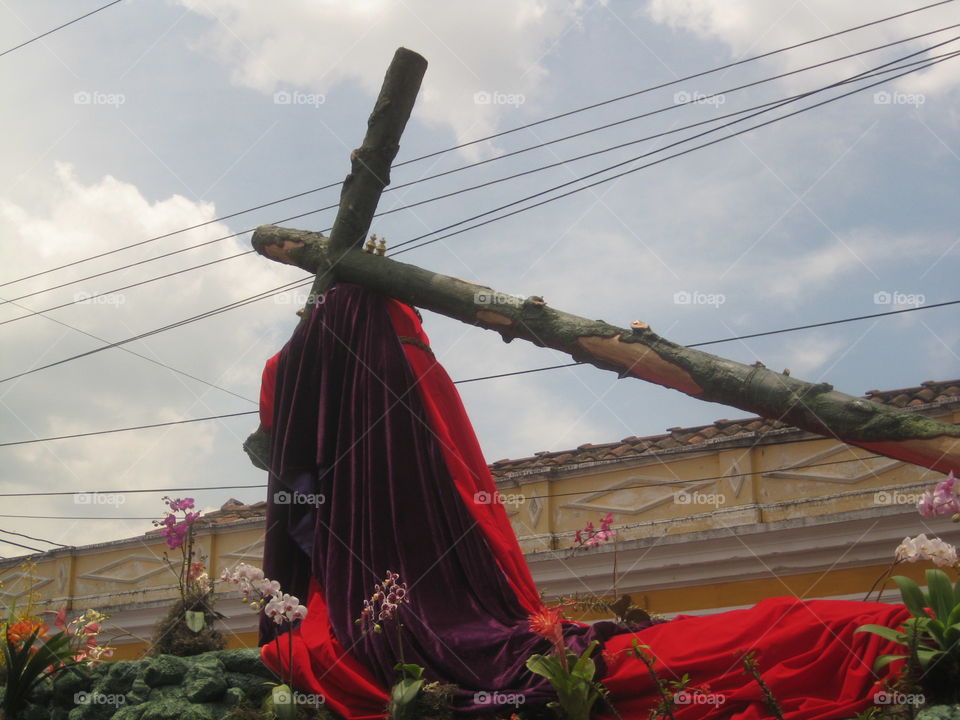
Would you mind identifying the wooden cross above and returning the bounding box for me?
[249,47,960,475]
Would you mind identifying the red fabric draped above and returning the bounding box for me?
[259,292,910,720]
[383,300,542,615]
[598,597,910,719]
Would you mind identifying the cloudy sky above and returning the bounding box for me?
[1,0,958,552]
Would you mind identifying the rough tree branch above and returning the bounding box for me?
[304,47,427,314]
[252,224,960,475]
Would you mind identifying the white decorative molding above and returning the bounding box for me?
[219,535,266,562]
[527,494,543,527]
[561,475,715,515]
[762,444,902,484]
[0,571,53,600]
[78,555,169,585]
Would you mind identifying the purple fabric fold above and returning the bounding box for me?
[261,284,643,711]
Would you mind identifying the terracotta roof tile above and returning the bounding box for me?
[490,378,960,477]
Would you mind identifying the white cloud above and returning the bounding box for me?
[0,165,297,546]
[173,0,595,152]
[644,0,960,96]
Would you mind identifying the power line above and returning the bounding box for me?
[0,537,45,553]
[0,411,258,447]
[11,22,956,309]
[0,442,917,507]
[0,0,124,59]
[0,514,154,521]
[3,295,957,446]
[0,295,257,403]
[391,44,960,255]
[0,277,312,384]
[2,1,952,289]
[1,42,955,386]
[0,250,256,328]
[6,32,951,332]
[411,0,958,161]
[688,299,960,348]
[0,528,69,547]
[0,483,265,497]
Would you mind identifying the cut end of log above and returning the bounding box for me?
[577,334,703,395]
[252,225,309,266]
[476,309,515,327]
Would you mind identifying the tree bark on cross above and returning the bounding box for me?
[247,47,960,476]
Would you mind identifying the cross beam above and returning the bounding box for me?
[248,47,960,476]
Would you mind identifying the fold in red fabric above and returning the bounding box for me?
[382,300,543,615]
[598,597,909,719]
[259,287,910,719]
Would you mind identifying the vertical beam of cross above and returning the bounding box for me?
[305,47,428,315]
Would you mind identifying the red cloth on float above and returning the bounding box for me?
[259,291,909,720]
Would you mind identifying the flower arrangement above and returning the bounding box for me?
[857,471,960,704]
[574,512,616,548]
[355,570,429,720]
[525,604,606,720]
[149,497,224,655]
[2,603,112,718]
[221,563,307,719]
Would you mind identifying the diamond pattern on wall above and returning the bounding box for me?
[78,555,169,584]
[0,571,53,600]
[561,475,716,515]
[220,535,265,561]
[763,444,901,484]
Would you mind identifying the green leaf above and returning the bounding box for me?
[914,647,945,668]
[855,624,908,645]
[269,684,296,720]
[924,618,946,646]
[926,569,955,625]
[185,610,206,633]
[892,575,930,618]
[873,653,907,671]
[393,663,424,680]
[526,653,563,680]
[570,641,598,681]
[392,677,424,706]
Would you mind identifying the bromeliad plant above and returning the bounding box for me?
[222,562,308,720]
[2,605,113,718]
[856,570,960,703]
[856,471,960,703]
[525,605,608,720]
